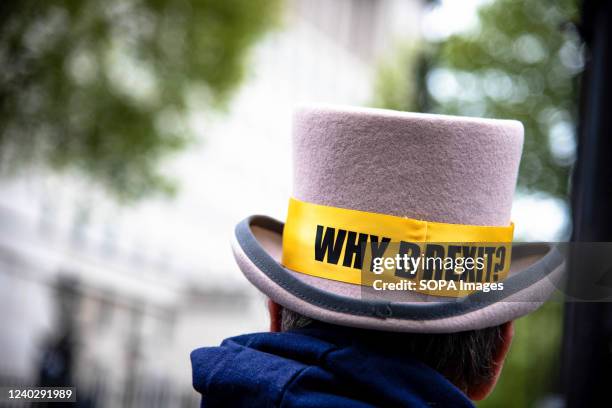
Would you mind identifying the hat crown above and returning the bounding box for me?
[292,106,524,227]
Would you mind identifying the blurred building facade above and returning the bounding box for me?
[0,0,423,406]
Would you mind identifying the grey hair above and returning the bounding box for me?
[281,307,314,331]
[279,306,504,391]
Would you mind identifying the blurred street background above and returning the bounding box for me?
[0,0,581,406]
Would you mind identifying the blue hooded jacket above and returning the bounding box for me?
[191,324,475,407]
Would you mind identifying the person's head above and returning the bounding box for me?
[267,300,513,401]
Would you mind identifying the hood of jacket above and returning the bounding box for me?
[191,324,475,408]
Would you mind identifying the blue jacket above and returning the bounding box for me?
[191,324,475,407]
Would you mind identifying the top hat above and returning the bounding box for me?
[231,105,563,333]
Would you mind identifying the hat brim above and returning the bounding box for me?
[232,215,564,333]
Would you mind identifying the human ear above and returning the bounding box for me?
[467,321,514,400]
[268,299,282,332]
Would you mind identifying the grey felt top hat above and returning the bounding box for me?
[231,105,563,333]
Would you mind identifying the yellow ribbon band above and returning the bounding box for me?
[281,198,514,297]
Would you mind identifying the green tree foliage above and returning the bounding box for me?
[0,0,282,200]
[434,0,581,199]
[375,0,582,199]
[372,43,422,113]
